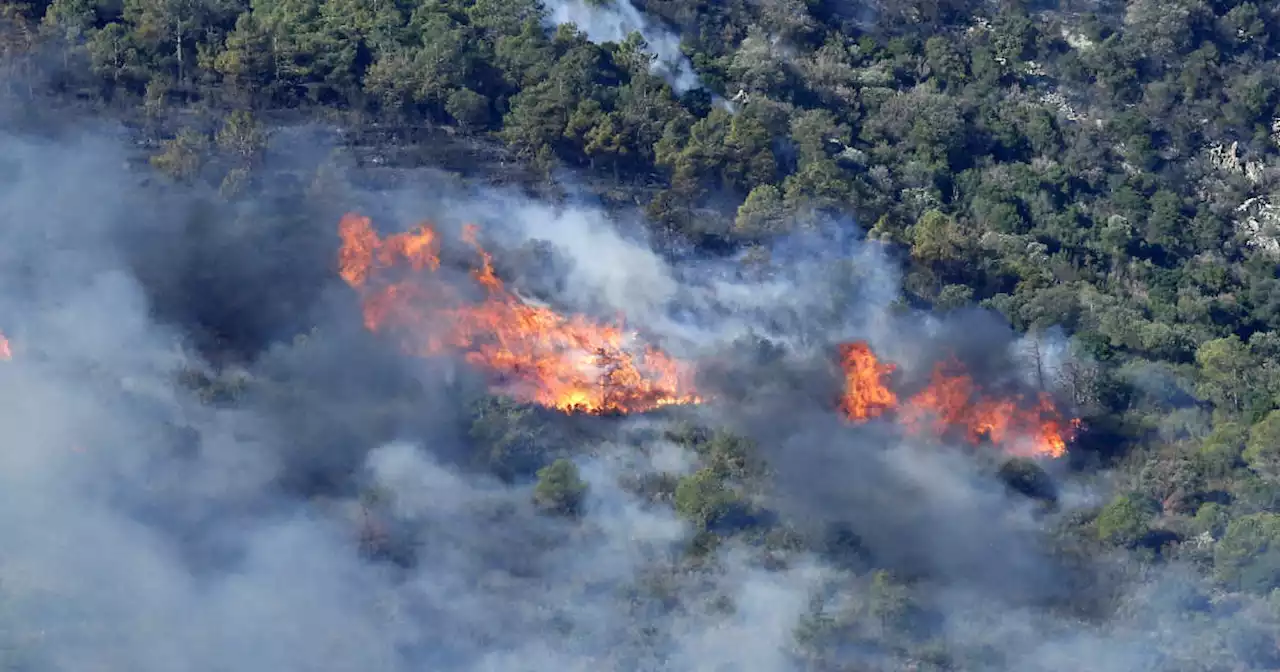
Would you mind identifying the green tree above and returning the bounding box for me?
[211,12,276,105]
[1244,410,1280,481]
[533,458,588,516]
[564,98,628,172]
[1145,189,1186,252]
[924,35,967,89]
[492,17,555,88]
[997,457,1058,502]
[1195,336,1255,415]
[788,108,849,167]
[868,570,913,634]
[86,22,143,85]
[863,87,966,164]
[465,0,539,36]
[656,106,777,195]
[215,109,266,165]
[674,467,739,530]
[728,27,789,95]
[404,12,478,109]
[362,47,420,112]
[1215,513,1280,593]
[782,159,853,212]
[612,75,686,166]
[445,88,490,130]
[698,431,755,481]
[1198,421,1247,478]
[908,209,964,267]
[1219,3,1266,49]
[1191,502,1230,539]
[468,396,548,481]
[1095,493,1157,547]
[243,0,368,104]
[734,183,790,239]
[122,0,235,84]
[150,128,209,182]
[42,0,98,42]
[500,78,576,160]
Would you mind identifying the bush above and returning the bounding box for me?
[533,458,588,516]
[1244,411,1280,481]
[1096,493,1158,547]
[997,457,1058,503]
[1215,513,1280,593]
[446,88,491,130]
[674,468,740,529]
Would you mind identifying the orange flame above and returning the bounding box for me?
[337,213,701,414]
[838,341,898,420]
[839,341,1075,458]
[0,331,11,361]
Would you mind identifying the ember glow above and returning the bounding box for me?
[839,340,1077,458]
[337,213,702,414]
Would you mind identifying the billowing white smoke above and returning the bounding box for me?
[544,0,703,93]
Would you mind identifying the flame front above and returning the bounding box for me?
[839,341,1076,458]
[337,213,701,414]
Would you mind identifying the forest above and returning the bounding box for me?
[0,0,1279,669]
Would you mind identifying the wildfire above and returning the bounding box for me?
[838,341,897,420]
[337,213,702,414]
[0,331,10,361]
[839,341,1077,458]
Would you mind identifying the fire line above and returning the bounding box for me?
[337,213,702,415]
[335,213,1076,457]
[838,340,1076,458]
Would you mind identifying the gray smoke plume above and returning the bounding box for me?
[0,112,1276,672]
[543,0,703,93]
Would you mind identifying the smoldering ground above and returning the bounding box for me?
[0,117,1276,672]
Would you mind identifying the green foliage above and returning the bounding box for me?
[1198,422,1248,479]
[908,209,964,267]
[1244,411,1280,481]
[1191,502,1231,539]
[1195,336,1255,415]
[671,427,759,482]
[935,284,974,310]
[534,458,588,516]
[1137,448,1206,516]
[1215,513,1280,593]
[445,88,490,130]
[674,467,740,529]
[868,570,915,633]
[150,128,209,182]
[1096,493,1158,547]
[733,183,790,240]
[468,396,550,481]
[216,110,266,165]
[997,457,1058,503]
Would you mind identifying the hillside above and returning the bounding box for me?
[0,0,1279,670]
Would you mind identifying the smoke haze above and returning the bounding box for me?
[543,0,704,93]
[0,113,1275,672]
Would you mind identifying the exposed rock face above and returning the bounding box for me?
[1237,196,1280,258]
